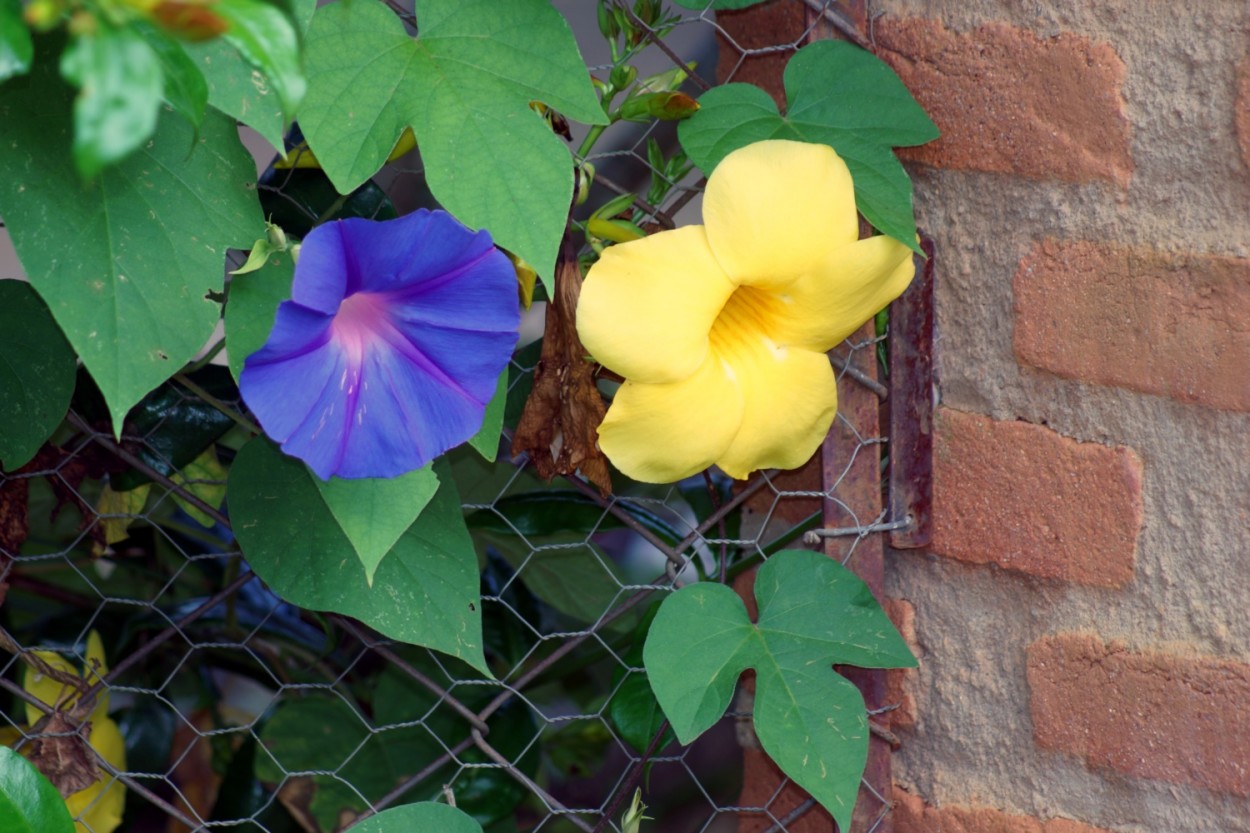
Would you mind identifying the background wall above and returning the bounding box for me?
[876,3,1250,831]
[726,2,1250,831]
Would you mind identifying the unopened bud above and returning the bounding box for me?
[609,64,637,92]
[617,91,700,123]
[151,0,229,42]
[635,62,694,95]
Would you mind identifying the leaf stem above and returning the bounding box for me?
[172,372,261,435]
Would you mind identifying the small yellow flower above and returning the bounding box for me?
[24,631,127,833]
[576,139,915,483]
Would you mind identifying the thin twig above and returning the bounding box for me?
[589,719,671,833]
[356,737,473,820]
[331,617,489,735]
[77,568,256,706]
[613,1,711,91]
[800,0,872,49]
[560,475,688,573]
[831,353,888,399]
[471,729,595,833]
[172,373,261,434]
[66,412,230,528]
[0,676,53,717]
[592,172,677,230]
[760,798,817,833]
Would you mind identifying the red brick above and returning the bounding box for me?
[893,788,1113,833]
[931,409,1142,587]
[1015,239,1250,412]
[1028,633,1250,797]
[883,598,919,731]
[874,18,1132,186]
[713,1,808,103]
[1236,58,1250,174]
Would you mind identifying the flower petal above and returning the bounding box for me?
[714,344,838,479]
[764,234,915,352]
[703,140,859,287]
[578,226,735,384]
[69,717,126,833]
[597,353,744,483]
[241,211,520,479]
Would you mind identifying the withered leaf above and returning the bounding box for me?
[28,711,99,796]
[0,476,29,554]
[512,240,613,495]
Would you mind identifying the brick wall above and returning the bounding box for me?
[719,2,1250,831]
[876,2,1250,831]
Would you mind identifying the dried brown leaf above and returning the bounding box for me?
[29,712,99,796]
[511,241,613,495]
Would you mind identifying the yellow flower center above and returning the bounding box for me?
[709,285,788,370]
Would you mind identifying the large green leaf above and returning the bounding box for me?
[642,549,916,831]
[135,22,209,129]
[0,0,32,82]
[229,437,488,673]
[299,0,608,283]
[0,282,76,470]
[214,0,305,123]
[0,53,264,432]
[186,0,315,149]
[225,248,294,384]
[350,804,484,833]
[678,39,938,251]
[314,466,441,585]
[0,746,77,833]
[59,23,164,176]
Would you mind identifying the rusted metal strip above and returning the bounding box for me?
[887,237,936,550]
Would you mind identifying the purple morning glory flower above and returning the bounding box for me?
[239,209,520,480]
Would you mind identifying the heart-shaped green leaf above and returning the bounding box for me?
[0,746,77,833]
[213,0,305,125]
[643,549,916,831]
[0,51,264,433]
[467,370,508,462]
[348,803,484,833]
[224,248,294,384]
[299,0,607,284]
[185,0,315,150]
[0,282,76,470]
[678,39,938,251]
[314,466,441,585]
[229,436,488,674]
[0,0,32,82]
[135,23,208,130]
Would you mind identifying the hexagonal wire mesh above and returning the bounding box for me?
[0,2,913,832]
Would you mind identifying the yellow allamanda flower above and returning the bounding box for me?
[21,631,127,833]
[576,139,915,483]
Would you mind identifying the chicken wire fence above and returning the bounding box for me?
[0,2,913,832]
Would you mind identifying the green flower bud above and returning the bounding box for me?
[617,91,700,123]
[609,64,637,92]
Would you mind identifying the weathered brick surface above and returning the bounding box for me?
[874,18,1132,186]
[931,409,1142,587]
[1236,58,1250,175]
[1028,633,1250,797]
[883,598,918,731]
[1015,238,1250,412]
[713,1,807,105]
[893,788,1113,833]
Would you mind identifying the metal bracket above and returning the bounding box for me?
[888,237,935,549]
